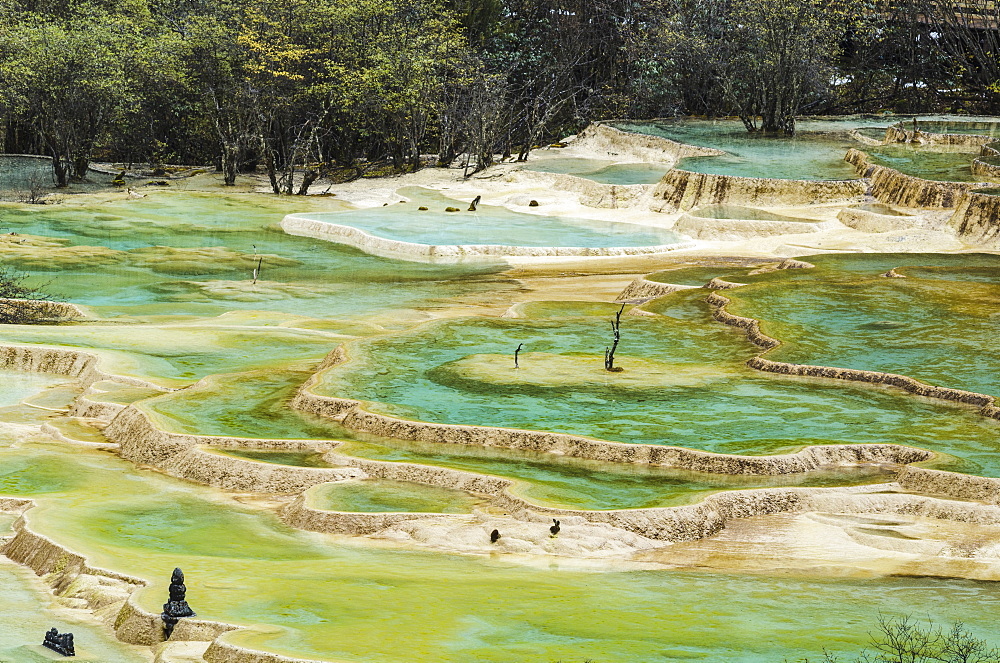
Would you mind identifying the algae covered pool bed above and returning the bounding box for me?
[3,159,1000,663]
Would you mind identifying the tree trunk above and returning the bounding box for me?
[262,139,280,194]
[221,144,239,186]
[296,168,318,195]
[51,153,68,188]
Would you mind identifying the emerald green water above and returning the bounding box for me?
[724,254,1000,399]
[867,145,978,182]
[0,188,508,320]
[314,290,1000,475]
[615,116,998,182]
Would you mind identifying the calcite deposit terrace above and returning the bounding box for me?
[4,117,1000,662]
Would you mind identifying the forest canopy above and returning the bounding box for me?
[1,0,999,187]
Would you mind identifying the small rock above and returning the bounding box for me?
[528,200,539,207]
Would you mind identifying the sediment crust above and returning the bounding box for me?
[280,214,694,263]
[102,406,362,492]
[971,156,1000,179]
[849,129,884,146]
[745,258,816,276]
[282,491,455,536]
[495,484,1000,540]
[706,291,1000,420]
[898,466,1000,504]
[282,476,1000,546]
[0,501,244,653]
[0,343,166,392]
[837,206,918,233]
[886,124,996,148]
[704,292,780,349]
[615,277,697,302]
[947,190,1000,246]
[71,392,130,419]
[704,278,747,290]
[650,169,866,213]
[845,148,981,208]
[672,213,835,240]
[506,169,652,209]
[204,640,324,663]
[0,298,86,320]
[577,123,724,162]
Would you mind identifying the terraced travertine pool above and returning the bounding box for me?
[615,118,864,180]
[3,158,1000,663]
[614,115,995,183]
[522,157,671,184]
[286,187,683,249]
[6,434,1000,663]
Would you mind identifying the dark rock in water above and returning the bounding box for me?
[468,195,481,212]
[161,567,196,639]
[528,200,539,207]
[42,627,75,656]
[145,180,169,186]
[490,529,501,543]
[445,206,460,212]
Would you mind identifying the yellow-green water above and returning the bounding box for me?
[6,434,1000,663]
[3,178,1000,662]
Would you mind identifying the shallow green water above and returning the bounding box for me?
[309,478,484,513]
[0,557,146,662]
[0,188,509,320]
[689,204,814,222]
[0,371,71,407]
[216,449,331,468]
[337,436,896,510]
[725,253,1000,399]
[522,157,670,184]
[145,368,353,437]
[0,324,337,387]
[296,187,682,248]
[867,145,978,182]
[6,436,1000,663]
[617,119,861,180]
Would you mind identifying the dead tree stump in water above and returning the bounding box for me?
[604,304,624,372]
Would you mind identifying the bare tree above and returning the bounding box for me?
[604,304,624,372]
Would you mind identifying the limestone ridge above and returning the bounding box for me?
[705,290,1000,421]
[650,169,866,212]
[844,148,984,208]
